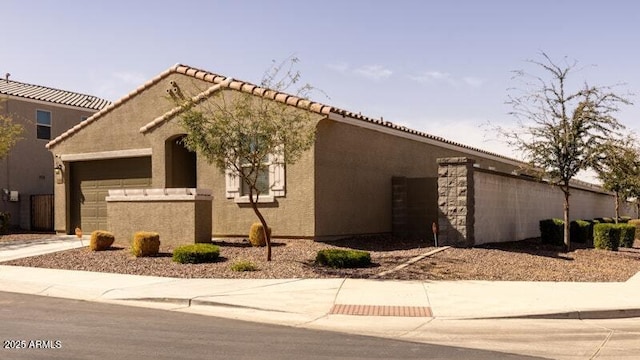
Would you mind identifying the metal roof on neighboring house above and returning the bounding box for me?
[0,78,111,110]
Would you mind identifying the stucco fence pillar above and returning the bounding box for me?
[106,188,212,248]
[437,157,475,247]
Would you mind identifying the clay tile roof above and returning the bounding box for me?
[46,63,519,163]
[0,78,111,111]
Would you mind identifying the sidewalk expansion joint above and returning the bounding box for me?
[330,304,432,317]
[374,246,451,278]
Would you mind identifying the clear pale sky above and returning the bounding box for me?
[4,0,640,171]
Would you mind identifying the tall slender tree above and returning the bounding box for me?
[177,58,317,261]
[593,138,640,222]
[503,53,630,250]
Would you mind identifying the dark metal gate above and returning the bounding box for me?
[31,194,54,231]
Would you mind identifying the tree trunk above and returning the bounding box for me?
[562,187,571,252]
[248,190,272,261]
[614,192,620,224]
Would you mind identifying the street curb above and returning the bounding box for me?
[117,297,293,313]
[468,308,640,320]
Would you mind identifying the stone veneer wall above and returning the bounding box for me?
[437,157,475,247]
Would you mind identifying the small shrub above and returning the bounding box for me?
[570,220,591,244]
[594,217,615,224]
[619,224,635,248]
[89,230,115,251]
[594,224,621,251]
[230,260,259,272]
[173,243,220,264]
[618,216,632,224]
[539,219,564,246]
[131,231,160,257]
[0,212,10,234]
[315,249,371,268]
[249,222,271,247]
[628,219,640,240]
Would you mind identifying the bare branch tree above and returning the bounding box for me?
[502,53,631,250]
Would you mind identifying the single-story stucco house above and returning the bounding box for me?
[46,64,529,243]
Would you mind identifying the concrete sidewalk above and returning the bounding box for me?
[0,236,640,358]
[0,235,87,262]
[1,264,640,323]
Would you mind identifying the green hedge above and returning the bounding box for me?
[173,244,220,264]
[618,216,632,224]
[593,223,635,251]
[539,219,564,246]
[594,217,615,224]
[628,219,640,241]
[570,220,592,244]
[620,225,635,248]
[315,249,371,268]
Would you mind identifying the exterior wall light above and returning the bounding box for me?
[54,164,64,184]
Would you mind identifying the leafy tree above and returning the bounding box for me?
[503,53,630,250]
[594,138,640,221]
[0,101,23,159]
[178,58,317,261]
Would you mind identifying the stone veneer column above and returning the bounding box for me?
[437,157,475,247]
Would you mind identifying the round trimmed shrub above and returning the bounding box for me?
[249,222,271,247]
[315,249,371,268]
[131,231,160,257]
[173,244,220,264]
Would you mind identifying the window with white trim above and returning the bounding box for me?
[226,153,285,203]
[36,110,51,140]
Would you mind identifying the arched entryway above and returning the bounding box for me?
[165,135,197,188]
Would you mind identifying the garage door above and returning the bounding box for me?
[72,157,152,234]
[80,177,152,233]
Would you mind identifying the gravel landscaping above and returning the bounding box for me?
[2,234,640,282]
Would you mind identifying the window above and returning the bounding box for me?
[36,110,51,140]
[226,154,285,203]
[240,161,271,197]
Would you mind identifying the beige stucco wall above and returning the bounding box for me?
[107,195,212,248]
[313,119,521,238]
[49,72,322,238]
[49,73,215,234]
[0,97,97,229]
[473,169,634,245]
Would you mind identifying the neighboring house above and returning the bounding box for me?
[46,64,528,241]
[0,76,110,230]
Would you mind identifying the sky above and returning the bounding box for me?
[4,0,640,181]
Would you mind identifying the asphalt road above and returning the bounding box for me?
[0,292,542,360]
